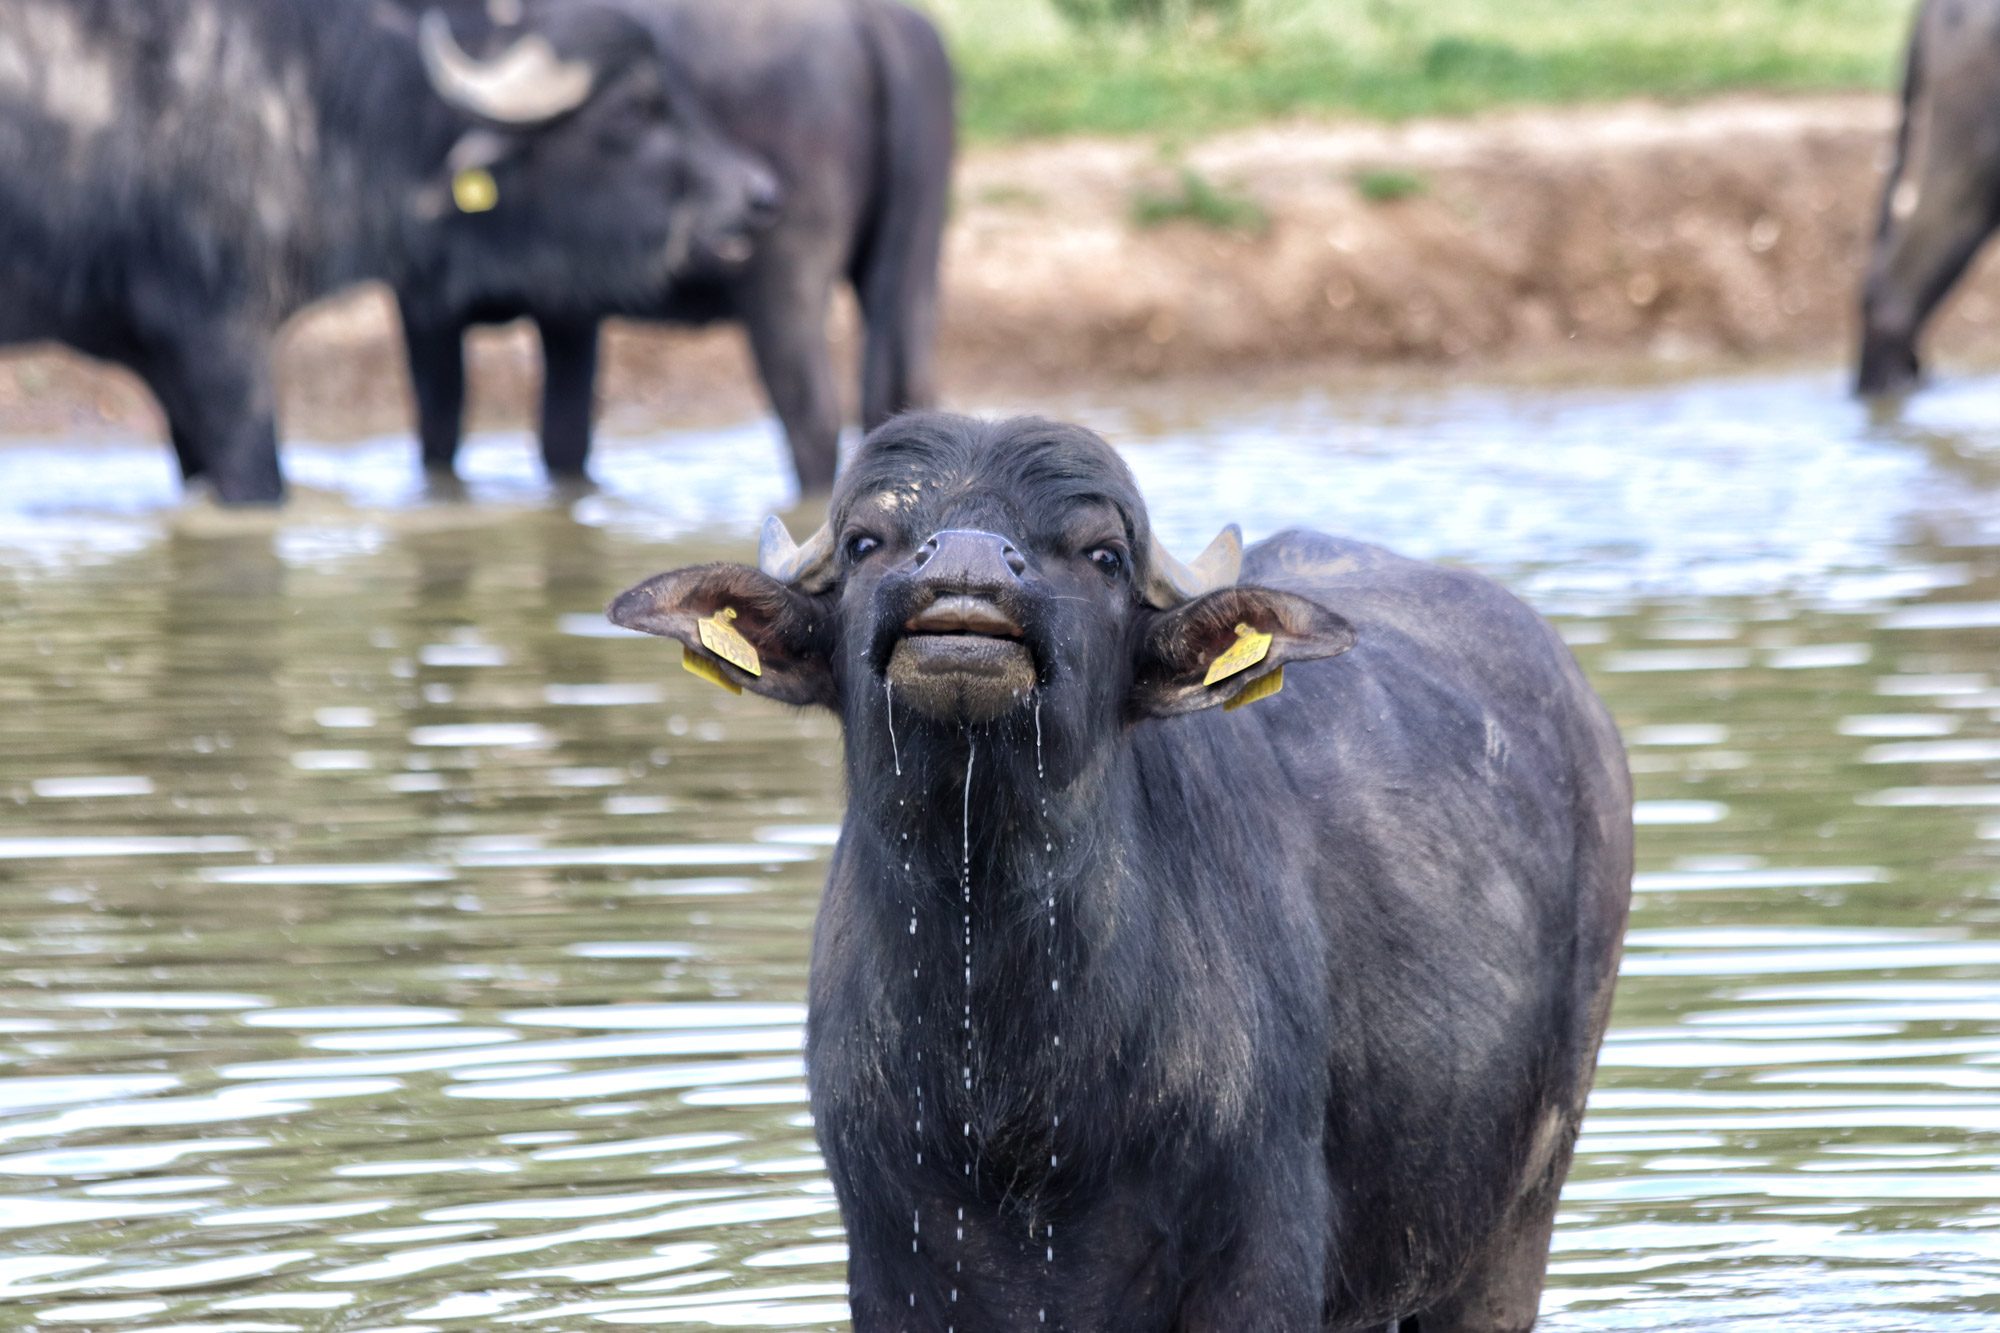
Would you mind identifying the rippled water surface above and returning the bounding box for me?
[7,369,2000,1328]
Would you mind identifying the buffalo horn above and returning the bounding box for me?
[758,515,838,592]
[1143,523,1243,608]
[418,10,594,126]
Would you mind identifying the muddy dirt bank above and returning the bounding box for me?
[9,92,2000,445]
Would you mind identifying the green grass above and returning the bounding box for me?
[1352,167,1426,201]
[916,0,1914,141]
[1131,167,1269,231]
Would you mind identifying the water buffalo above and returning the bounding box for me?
[0,0,775,502]
[1859,0,2000,395]
[610,414,1633,1331]
[400,0,954,492]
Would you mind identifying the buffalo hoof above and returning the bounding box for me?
[1857,363,1921,398]
[208,474,286,506]
[1857,336,1921,398]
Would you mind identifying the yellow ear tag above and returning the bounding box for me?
[452,167,499,214]
[1223,665,1283,711]
[696,606,762,678]
[1203,622,1272,687]
[682,644,741,694]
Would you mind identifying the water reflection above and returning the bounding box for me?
[5,370,2000,1327]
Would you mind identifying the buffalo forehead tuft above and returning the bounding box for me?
[834,414,1152,558]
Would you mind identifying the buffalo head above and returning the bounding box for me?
[415,2,779,298]
[610,415,1356,791]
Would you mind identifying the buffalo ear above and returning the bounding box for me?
[608,563,838,709]
[1129,585,1356,719]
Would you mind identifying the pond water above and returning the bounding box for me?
[4,368,2000,1329]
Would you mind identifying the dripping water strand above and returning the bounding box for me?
[963,738,975,1200]
[886,680,901,776]
[1034,695,1043,780]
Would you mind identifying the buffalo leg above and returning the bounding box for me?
[852,0,951,431]
[129,340,211,486]
[142,331,283,504]
[167,422,205,481]
[536,313,600,477]
[1860,0,2000,395]
[1173,1158,1328,1333]
[198,370,284,505]
[399,296,468,473]
[136,366,207,483]
[1405,1176,1562,1333]
[741,270,841,493]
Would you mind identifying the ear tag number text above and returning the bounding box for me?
[697,606,762,677]
[682,645,742,694]
[453,167,499,213]
[1203,622,1272,687]
[1224,665,1283,711]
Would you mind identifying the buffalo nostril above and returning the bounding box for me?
[1003,546,1026,576]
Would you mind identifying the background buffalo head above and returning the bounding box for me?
[411,0,780,308]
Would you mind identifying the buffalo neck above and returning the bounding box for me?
[836,697,1149,1079]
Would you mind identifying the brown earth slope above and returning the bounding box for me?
[7,93,2000,443]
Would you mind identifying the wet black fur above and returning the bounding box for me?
[610,414,1633,1332]
[0,0,770,501]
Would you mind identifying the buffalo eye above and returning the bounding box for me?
[846,533,881,562]
[1087,547,1124,577]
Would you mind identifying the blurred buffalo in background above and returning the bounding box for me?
[1859,0,2000,396]
[0,0,776,502]
[398,0,955,493]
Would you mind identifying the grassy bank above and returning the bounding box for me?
[919,0,1914,140]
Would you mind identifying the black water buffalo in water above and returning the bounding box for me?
[610,414,1633,1331]
[400,0,954,492]
[0,0,774,502]
[1859,0,2000,395]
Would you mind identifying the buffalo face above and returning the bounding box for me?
[419,3,779,301]
[610,415,1356,780]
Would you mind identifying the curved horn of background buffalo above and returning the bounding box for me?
[1142,523,1244,609]
[418,10,595,126]
[758,515,838,592]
